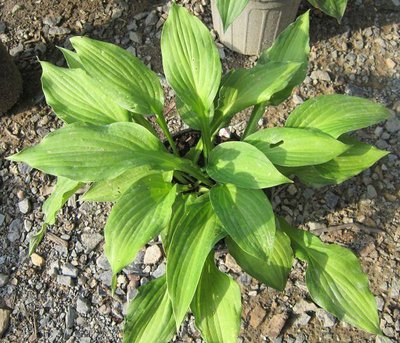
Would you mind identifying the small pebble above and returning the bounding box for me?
[31,253,45,267]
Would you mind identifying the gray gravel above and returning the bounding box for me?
[1,0,399,342]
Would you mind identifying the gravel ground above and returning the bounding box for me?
[0,0,399,342]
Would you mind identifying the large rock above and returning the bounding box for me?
[0,41,22,113]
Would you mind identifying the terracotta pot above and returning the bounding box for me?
[211,0,301,55]
[0,41,23,113]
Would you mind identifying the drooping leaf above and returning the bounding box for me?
[258,11,310,105]
[307,0,348,22]
[283,136,389,187]
[191,254,242,343]
[161,194,195,255]
[215,0,249,31]
[8,122,184,182]
[82,166,156,202]
[167,194,224,327]
[41,62,130,124]
[215,61,301,126]
[58,47,83,69]
[226,227,293,291]
[285,95,390,138]
[207,141,291,189]
[280,217,381,334]
[105,174,176,275]
[245,127,349,167]
[161,4,221,127]
[29,177,83,255]
[70,36,164,116]
[210,184,275,261]
[124,276,176,343]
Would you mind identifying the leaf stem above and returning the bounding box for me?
[242,102,267,139]
[131,113,158,136]
[156,114,179,156]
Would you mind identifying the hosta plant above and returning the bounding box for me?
[8,4,390,342]
[216,0,348,32]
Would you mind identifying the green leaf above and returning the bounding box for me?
[226,228,293,291]
[284,136,389,187]
[29,176,82,255]
[285,95,390,138]
[216,61,301,123]
[41,62,130,124]
[210,184,275,261]
[124,276,176,343]
[8,122,183,182]
[207,141,291,189]
[176,96,203,131]
[191,254,242,343]
[105,174,176,275]
[307,0,348,22]
[58,47,83,69]
[161,194,195,256]
[215,0,249,31]
[82,166,155,202]
[167,195,224,327]
[70,36,164,116]
[258,11,310,105]
[161,4,221,124]
[245,127,349,167]
[280,217,381,334]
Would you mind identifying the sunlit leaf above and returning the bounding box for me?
[105,174,176,275]
[70,36,164,115]
[227,226,293,291]
[280,217,381,334]
[207,141,291,189]
[162,4,221,128]
[245,127,349,167]
[215,0,249,31]
[124,276,176,343]
[8,123,184,182]
[210,184,275,261]
[167,195,224,327]
[285,95,390,138]
[192,254,242,342]
[41,62,130,124]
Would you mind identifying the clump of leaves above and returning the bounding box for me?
[216,0,348,31]
[8,4,389,342]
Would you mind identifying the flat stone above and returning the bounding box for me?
[143,245,162,265]
[325,191,339,209]
[81,233,103,253]
[367,185,378,198]
[31,253,45,267]
[96,254,111,270]
[0,274,9,287]
[8,219,22,242]
[152,262,166,278]
[0,214,5,226]
[310,70,331,82]
[18,198,31,214]
[65,306,76,329]
[61,263,78,278]
[76,297,91,315]
[385,117,400,133]
[57,275,74,287]
[225,253,241,273]
[262,312,287,338]
[316,309,336,328]
[48,26,71,36]
[0,308,11,337]
[145,11,159,26]
[129,31,142,44]
[249,304,267,328]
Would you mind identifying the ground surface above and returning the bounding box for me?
[0,0,399,342]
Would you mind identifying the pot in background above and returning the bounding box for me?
[211,0,301,55]
[0,41,23,113]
